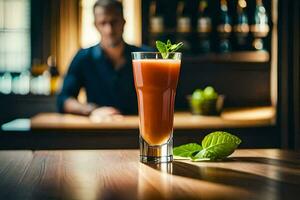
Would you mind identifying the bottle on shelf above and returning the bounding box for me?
[176,0,192,53]
[196,0,212,54]
[217,0,232,53]
[0,72,12,94]
[233,0,250,50]
[19,71,30,95]
[11,71,30,95]
[251,0,270,51]
[12,73,20,95]
[47,56,60,95]
[148,0,164,47]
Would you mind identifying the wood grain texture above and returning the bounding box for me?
[31,106,275,130]
[0,149,299,200]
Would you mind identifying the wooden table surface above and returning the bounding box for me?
[0,149,299,200]
[31,106,275,130]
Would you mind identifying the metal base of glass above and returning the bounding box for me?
[139,136,173,163]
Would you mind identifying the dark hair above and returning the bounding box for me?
[93,0,123,16]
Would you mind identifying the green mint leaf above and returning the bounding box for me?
[192,149,219,161]
[173,143,202,158]
[156,40,166,52]
[202,131,241,149]
[166,39,172,48]
[156,40,184,59]
[169,42,183,52]
[193,131,241,160]
[156,40,168,59]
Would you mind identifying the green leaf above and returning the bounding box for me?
[156,40,184,59]
[156,40,168,59]
[194,131,241,160]
[202,131,241,148]
[169,42,183,52]
[193,148,219,161]
[173,143,202,158]
[166,39,172,48]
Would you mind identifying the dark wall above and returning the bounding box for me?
[31,0,59,64]
[176,58,271,109]
[0,95,57,125]
[278,0,300,150]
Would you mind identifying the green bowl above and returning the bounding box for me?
[187,95,225,116]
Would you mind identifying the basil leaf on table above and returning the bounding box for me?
[193,131,241,161]
[173,131,242,161]
[173,143,202,158]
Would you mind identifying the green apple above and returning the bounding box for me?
[204,86,218,99]
[192,89,204,101]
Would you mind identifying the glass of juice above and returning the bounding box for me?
[132,52,181,163]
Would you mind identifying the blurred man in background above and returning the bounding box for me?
[57,0,150,120]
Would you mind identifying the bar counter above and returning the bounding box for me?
[31,106,275,130]
[0,106,279,149]
[0,149,299,200]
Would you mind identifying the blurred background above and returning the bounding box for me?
[0,0,298,149]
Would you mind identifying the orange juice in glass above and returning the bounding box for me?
[132,52,181,163]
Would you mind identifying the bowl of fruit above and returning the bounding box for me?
[187,86,224,116]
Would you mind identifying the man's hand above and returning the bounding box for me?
[64,98,97,116]
[89,106,123,122]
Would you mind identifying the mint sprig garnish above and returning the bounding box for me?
[173,131,241,161]
[156,40,183,59]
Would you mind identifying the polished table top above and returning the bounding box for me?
[0,149,299,200]
[30,106,275,130]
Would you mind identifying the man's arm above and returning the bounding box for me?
[63,98,97,116]
[57,49,121,117]
[57,50,95,115]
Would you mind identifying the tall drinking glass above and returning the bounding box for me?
[132,52,181,163]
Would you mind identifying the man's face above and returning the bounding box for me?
[94,6,125,47]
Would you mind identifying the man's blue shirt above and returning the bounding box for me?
[57,43,150,115]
